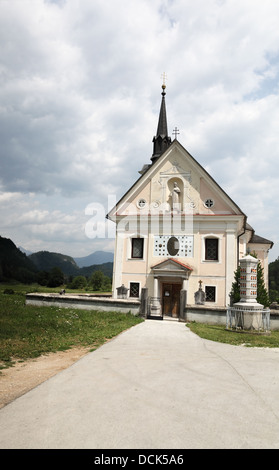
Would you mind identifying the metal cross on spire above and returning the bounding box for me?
[161,72,167,87]
[172,127,180,139]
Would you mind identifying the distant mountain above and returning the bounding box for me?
[74,251,114,268]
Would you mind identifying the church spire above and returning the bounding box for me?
[151,80,171,163]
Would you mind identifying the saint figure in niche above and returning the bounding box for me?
[171,182,181,210]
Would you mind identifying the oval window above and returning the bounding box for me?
[167,236,179,256]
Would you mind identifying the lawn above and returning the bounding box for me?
[0,281,111,295]
[2,283,278,372]
[187,321,279,348]
[0,283,143,370]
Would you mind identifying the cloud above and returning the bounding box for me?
[0,0,279,260]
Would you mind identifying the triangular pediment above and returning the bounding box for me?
[107,140,245,220]
[152,258,193,273]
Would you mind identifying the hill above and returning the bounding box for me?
[79,262,113,278]
[0,236,37,282]
[28,250,113,278]
[29,251,79,276]
[74,251,114,268]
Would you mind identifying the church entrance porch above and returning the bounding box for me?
[148,258,193,321]
[162,282,182,318]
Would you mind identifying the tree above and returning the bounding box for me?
[269,257,279,302]
[230,266,241,305]
[16,267,37,284]
[89,270,112,292]
[256,259,270,307]
[37,270,49,286]
[90,270,105,291]
[70,275,87,289]
[47,267,64,287]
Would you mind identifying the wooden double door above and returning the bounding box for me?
[162,283,182,317]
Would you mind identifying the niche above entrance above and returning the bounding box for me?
[158,162,191,211]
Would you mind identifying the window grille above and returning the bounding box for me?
[205,238,218,261]
[130,282,140,298]
[205,286,216,302]
[131,238,144,259]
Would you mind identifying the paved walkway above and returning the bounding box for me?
[1,320,279,449]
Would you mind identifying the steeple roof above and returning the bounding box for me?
[151,84,171,163]
[156,84,168,137]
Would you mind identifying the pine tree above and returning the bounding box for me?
[256,260,270,307]
[230,266,240,305]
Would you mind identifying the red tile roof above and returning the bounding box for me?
[152,258,193,271]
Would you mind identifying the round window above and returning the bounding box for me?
[167,236,179,256]
[137,199,146,209]
[204,198,214,208]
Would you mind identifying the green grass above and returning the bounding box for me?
[0,281,111,295]
[0,283,143,370]
[3,283,278,373]
[187,321,279,348]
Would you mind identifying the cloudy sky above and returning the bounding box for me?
[0,0,279,262]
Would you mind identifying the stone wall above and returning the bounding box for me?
[185,305,227,325]
[26,293,140,315]
[25,293,279,330]
[185,305,279,330]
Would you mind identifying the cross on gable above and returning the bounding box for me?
[172,127,180,139]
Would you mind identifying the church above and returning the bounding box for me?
[107,83,273,318]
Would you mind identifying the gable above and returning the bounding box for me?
[107,140,245,219]
[152,258,193,273]
[199,178,238,215]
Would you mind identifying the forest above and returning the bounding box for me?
[269,257,279,303]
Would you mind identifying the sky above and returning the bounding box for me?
[0,0,279,262]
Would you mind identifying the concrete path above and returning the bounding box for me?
[1,320,279,449]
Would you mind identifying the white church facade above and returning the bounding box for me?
[107,84,273,318]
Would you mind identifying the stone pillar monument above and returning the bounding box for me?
[233,254,263,330]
